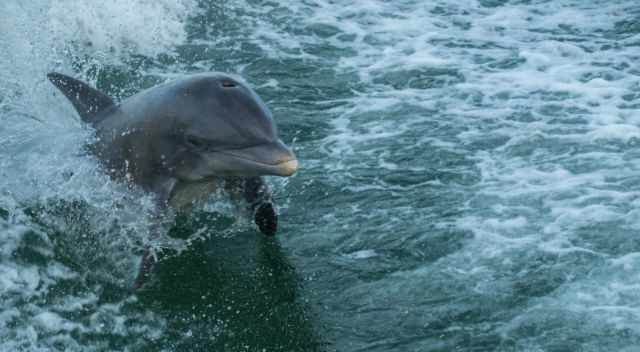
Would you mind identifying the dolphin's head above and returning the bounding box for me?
[163,73,298,182]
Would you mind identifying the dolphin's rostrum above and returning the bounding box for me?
[47,72,299,289]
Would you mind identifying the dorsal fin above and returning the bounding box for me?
[47,72,115,124]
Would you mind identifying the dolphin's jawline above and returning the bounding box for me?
[219,150,299,176]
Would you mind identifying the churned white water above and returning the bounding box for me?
[0,1,195,350]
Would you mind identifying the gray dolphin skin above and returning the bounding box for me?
[47,72,298,289]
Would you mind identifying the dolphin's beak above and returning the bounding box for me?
[219,139,299,177]
[274,159,299,176]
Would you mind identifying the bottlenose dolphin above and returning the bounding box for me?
[47,72,298,289]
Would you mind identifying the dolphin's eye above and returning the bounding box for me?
[221,80,236,88]
[185,135,207,149]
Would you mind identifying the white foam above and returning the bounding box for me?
[0,0,191,349]
[346,249,378,259]
[34,312,79,333]
[48,0,196,59]
[242,0,640,347]
[588,124,640,142]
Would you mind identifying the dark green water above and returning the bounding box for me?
[2,0,640,351]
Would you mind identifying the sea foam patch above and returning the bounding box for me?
[233,0,640,349]
[0,0,197,350]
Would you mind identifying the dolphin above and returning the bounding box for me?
[47,72,298,289]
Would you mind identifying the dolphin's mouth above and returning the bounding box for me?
[215,139,299,176]
[221,154,299,176]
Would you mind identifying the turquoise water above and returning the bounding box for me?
[2,1,640,351]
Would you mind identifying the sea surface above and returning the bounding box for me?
[1,1,640,351]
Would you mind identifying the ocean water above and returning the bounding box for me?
[1,0,640,351]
